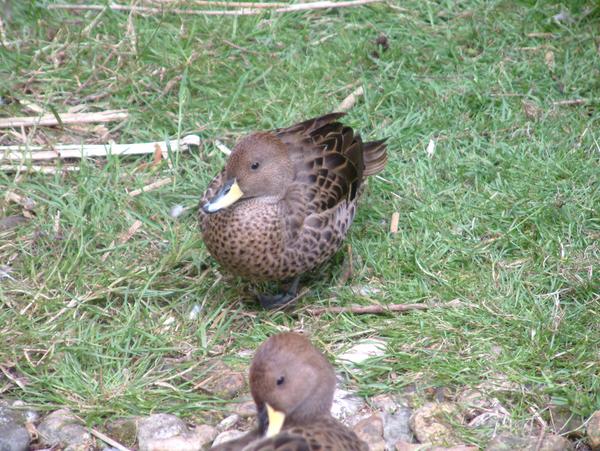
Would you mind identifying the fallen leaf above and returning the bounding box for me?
[545,50,555,72]
[152,143,163,167]
[522,100,542,119]
[426,138,436,158]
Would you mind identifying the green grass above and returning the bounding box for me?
[1,0,599,447]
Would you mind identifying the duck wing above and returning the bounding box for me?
[242,421,369,451]
[275,113,364,214]
[273,114,368,242]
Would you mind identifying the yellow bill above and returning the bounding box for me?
[202,178,244,213]
[265,403,286,438]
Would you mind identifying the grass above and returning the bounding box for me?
[1,0,599,447]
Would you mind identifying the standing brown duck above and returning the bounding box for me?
[199,113,387,308]
[211,332,368,451]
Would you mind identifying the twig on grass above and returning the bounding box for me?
[526,32,556,39]
[0,215,29,232]
[0,164,80,174]
[390,212,400,234]
[552,99,589,106]
[215,140,232,156]
[128,177,172,197]
[90,428,132,451]
[0,110,128,128]
[150,0,288,7]
[337,86,364,112]
[5,191,36,210]
[223,39,269,57]
[0,16,6,45]
[48,0,384,16]
[1,135,200,162]
[336,245,353,287]
[101,220,143,262]
[0,365,27,390]
[305,299,464,316]
[534,425,546,451]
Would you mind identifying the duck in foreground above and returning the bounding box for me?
[199,113,387,308]
[211,332,368,451]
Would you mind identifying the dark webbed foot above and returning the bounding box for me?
[257,277,300,310]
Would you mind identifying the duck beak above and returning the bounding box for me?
[202,178,244,213]
[265,403,286,438]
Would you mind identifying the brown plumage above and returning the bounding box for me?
[199,113,387,307]
[211,332,368,451]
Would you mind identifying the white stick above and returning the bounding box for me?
[214,140,232,156]
[0,110,128,128]
[275,0,383,13]
[337,86,364,112]
[101,220,143,262]
[0,165,80,174]
[47,0,384,16]
[390,212,400,234]
[150,0,288,7]
[1,135,200,162]
[89,428,132,451]
[128,177,172,197]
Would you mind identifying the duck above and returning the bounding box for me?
[210,332,368,451]
[199,113,387,308]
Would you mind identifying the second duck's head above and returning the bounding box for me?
[203,133,293,214]
[248,332,336,437]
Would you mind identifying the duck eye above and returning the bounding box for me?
[276,376,285,386]
[251,162,260,170]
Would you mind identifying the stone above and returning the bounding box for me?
[352,414,385,451]
[217,414,240,431]
[477,373,521,394]
[212,429,247,446]
[588,410,600,451]
[409,402,463,446]
[384,406,414,447]
[105,417,139,448]
[395,442,422,451]
[37,409,93,450]
[337,338,387,366]
[485,432,575,451]
[234,398,256,418]
[192,424,220,447]
[371,393,399,413]
[486,433,530,451]
[535,433,575,451]
[457,390,509,430]
[395,443,476,451]
[137,414,217,451]
[331,387,366,423]
[467,410,509,430]
[10,400,39,423]
[457,389,493,419]
[435,446,477,451]
[370,393,411,413]
[547,404,584,436]
[199,361,245,399]
[0,405,30,451]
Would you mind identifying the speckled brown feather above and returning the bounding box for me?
[199,113,387,281]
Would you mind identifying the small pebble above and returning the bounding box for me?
[169,204,187,218]
[212,430,246,446]
[217,414,240,431]
[188,304,202,320]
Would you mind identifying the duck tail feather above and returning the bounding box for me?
[362,139,388,176]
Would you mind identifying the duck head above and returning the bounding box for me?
[202,133,294,213]
[248,332,336,438]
